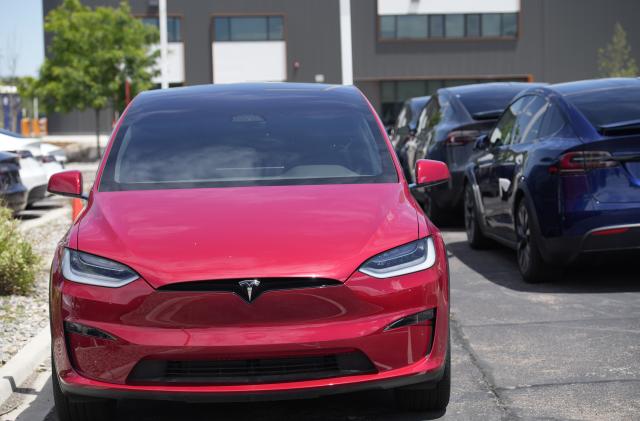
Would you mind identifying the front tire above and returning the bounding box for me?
[395,346,451,412]
[464,184,491,249]
[424,194,447,226]
[52,353,116,421]
[515,200,559,283]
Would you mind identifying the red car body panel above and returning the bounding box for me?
[50,84,449,402]
[77,184,423,287]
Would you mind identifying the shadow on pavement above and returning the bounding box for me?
[104,390,445,421]
[15,377,53,421]
[447,239,640,294]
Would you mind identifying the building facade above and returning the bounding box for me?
[42,0,640,133]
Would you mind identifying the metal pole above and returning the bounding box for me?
[159,0,169,89]
[339,0,354,85]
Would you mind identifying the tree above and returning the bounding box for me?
[598,23,639,78]
[37,0,158,157]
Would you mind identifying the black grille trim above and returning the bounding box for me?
[157,277,342,302]
[128,352,376,385]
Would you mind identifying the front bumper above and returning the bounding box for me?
[50,240,450,400]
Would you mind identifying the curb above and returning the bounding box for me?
[0,328,50,407]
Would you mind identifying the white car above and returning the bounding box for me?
[0,131,56,207]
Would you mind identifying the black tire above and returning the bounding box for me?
[395,345,451,412]
[515,199,560,283]
[52,353,117,421]
[464,183,491,249]
[424,194,447,226]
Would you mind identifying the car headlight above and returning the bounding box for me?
[62,249,139,287]
[359,237,436,279]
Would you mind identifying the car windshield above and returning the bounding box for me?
[455,88,523,119]
[100,89,397,191]
[565,86,640,129]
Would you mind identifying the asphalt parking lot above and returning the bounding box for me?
[4,228,638,421]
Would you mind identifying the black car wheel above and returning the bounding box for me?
[515,200,559,283]
[424,194,446,226]
[395,340,451,412]
[464,184,490,249]
[52,351,117,421]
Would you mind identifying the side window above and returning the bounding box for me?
[539,103,567,139]
[490,97,531,147]
[515,96,547,144]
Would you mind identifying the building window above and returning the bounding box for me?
[397,15,428,39]
[214,16,284,41]
[140,17,182,42]
[481,14,502,37]
[466,14,480,37]
[379,12,518,40]
[429,15,444,38]
[379,78,527,124]
[445,14,464,38]
[380,15,396,39]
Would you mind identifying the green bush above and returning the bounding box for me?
[0,206,40,295]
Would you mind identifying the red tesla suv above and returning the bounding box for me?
[47,84,451,420]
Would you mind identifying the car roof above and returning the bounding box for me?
[407,96,430,105]
[0,128,23,138]
[440,82,545,96]
[549,77,640,97]
[136,83,365,107]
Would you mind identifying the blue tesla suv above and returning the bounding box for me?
[464,78,640,283]
[408,83,544,224]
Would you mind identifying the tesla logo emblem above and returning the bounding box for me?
[238,279,261,302]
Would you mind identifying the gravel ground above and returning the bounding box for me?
[0,209,72,366]
[0,162,97,368]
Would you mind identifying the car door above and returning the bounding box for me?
[475,99,519,230]
[490,96,548,240]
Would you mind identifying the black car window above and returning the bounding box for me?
[565,85,640,129]
[455,88,525,119]
[100,93,398,191]
[514,96,547,144]
[490,97,532,147]
[539,102,567,139]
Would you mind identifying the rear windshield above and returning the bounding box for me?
[100,91,397,191]
[455,89,523,118]
[566,86,640,129]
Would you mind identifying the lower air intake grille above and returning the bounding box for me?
[128,352,376,385]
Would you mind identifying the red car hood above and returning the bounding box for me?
[77,184,423,288]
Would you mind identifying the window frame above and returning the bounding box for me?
[377,12,519,42]
[137,14,184,43]
[212,14,286,42]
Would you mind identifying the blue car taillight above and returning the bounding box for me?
[551,151,619,175]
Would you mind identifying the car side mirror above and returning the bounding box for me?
[474,134,491,151]
[412,159,451,189]
[48,170,84,199]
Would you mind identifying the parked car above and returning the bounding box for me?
[0,151,27,212]
[464,78,640,282]
[388,96,430,179]
[47,83,452,420]
[0,129,65,179]
[0,133,48,207]
[407,83,544,223]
